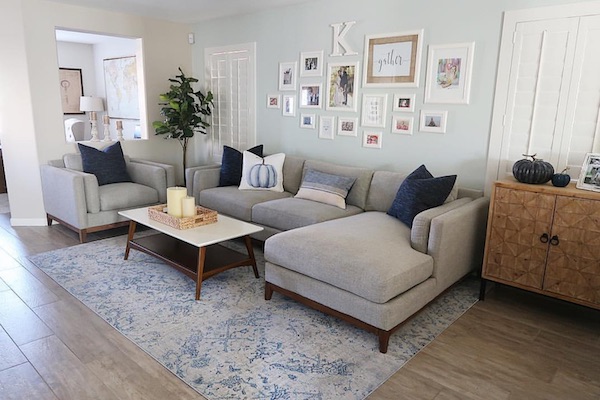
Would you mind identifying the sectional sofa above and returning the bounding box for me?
[186,156,488,352]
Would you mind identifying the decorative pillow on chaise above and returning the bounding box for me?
[219,144,263,187]
[387,164,456,227]
[78,142,132,186]
[239,151,285,192]
[295,169,356,209]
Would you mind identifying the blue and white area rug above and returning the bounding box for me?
[29,236,478,399]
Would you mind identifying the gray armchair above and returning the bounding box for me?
[40,153,175,242]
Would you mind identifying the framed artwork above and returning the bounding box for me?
[267,94,280,109]
[424,42,475,104]
[361,93,387,128]
[325,61,359,112]
[420,110,448,133]
[319,116,335,140]
[337,117,358,137]
[59,68,84,114]
[576,153,600,192]
[300,113,316,129]
[104,56,140,119]
[392,94,415,112]
[363,131,382,149]
[391,115,414,135]
[279,61,297,91]
[300,50,323,77]
[299,83,322,108]
[282,95,296,117]
[363,30,424,88]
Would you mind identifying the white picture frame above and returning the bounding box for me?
[337,117,358,137]
[361,93,387,128]
[319,116,335,140]
[300,113,316,129]
[363,131,382,149]
[391,115,414,135]
[300,50,323,77]
[424,42,475,104]
[419,110,448,133]
[392,94,415,112]
[279,61,297,91]
[325,61,359,112]
[267,94,280,109]
[299,83,322,108]
[576,152,600,192]
[282,95,296,117]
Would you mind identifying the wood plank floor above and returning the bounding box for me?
[0,212,598,399]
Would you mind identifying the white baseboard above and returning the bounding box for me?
[10,217,48,227]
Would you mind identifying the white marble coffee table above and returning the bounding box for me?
[118,207,263,300]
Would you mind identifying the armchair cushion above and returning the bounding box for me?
[98,182,158,211]
[78,142,132,186]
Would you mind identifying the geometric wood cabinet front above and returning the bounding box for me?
[482,180,600,310]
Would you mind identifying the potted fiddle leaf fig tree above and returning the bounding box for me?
[152,67,213,185]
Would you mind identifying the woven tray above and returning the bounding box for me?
[147,204,218,229]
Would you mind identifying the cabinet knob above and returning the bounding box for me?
[540,233,549,243]
[550,235,560,246]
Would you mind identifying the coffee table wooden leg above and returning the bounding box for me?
[244,235,259,278]
[124,221,137,260]
[196,246,207,300]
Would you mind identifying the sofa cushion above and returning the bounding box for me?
[365,170,408,212]
[239,152,285,192]
[252,197,363,231]
[303,160,373,210]
[295,169,356,209]
[282,155,306,195]
[264,212,434,304]
[199,186,292,221]
[98,182,158,211]
[219,144,263,187]
[387,165,457,227]
[78,142,132,186]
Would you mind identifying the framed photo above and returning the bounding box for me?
[279,61,297,91]
[282,95,296,117]
[319,116,335,140]
[300,113,316,129]
[363,131,382,149]
[391,116,414,135]
[392,94,415,112]
[424,42,475,104]
[326,61,359,112]
[576,153,600,192]
[337,117,358,137]
[300,50,323,77]
[361,93,387,128]
[104,56,140,119]
[299,83,322,108]
[420,110,448,133]
[59,68,84,114]
[267,94,280,109]
[363,30,424,88]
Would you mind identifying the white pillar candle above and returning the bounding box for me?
[181,196,196,217]
[166,187,187,218]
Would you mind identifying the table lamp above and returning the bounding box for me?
[79,96,104,142]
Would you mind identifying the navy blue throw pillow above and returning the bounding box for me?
[78,142,132,186]
[219,145,263,186]
[387,165,457,228]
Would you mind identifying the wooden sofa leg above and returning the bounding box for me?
[46,214,53,226]
[78,230,87,244]
[265,282,274,300]
[378,330,391,354]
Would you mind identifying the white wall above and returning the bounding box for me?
[0,0,193,225]
[190,0,585,189]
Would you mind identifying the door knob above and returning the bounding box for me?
[540,233,549,243]
[550,235,560,246]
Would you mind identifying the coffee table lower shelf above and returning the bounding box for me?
[125,233,259,300]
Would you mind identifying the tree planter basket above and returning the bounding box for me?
[147,204,218,229]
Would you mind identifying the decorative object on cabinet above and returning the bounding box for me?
[552,168,571,187]
[424,42,475,104]
[512,154,554,184]
[481,179,600,310]
[576,152,600,192]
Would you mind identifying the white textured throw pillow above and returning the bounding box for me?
[239,151,285,192]
[295,169,356,209]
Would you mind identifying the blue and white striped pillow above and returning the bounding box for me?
[295,169,356,209]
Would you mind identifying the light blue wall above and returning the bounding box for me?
[191,0,582,189]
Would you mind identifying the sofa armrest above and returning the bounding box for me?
[187,164,221,200]
[127,161,172,203]
[130,158,175,188]
[426,197,489,290]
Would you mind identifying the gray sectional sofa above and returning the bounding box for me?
[186,156,488,352]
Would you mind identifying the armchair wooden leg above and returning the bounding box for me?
[78,230,87,244]
[46,214,53,226]
[378,330,391,354]
[265,282,274,300]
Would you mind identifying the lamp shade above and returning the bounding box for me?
[79,96,104,112]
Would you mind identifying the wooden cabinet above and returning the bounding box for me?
[481,179,600,309]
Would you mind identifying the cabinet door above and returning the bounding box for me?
[544,196,600,305]
[484,187,555,289]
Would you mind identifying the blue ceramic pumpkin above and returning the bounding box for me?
[551,168,570,187]
[512,154,554,184]
[249,161,276,188]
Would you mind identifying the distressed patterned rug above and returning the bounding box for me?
[29,235,478,400]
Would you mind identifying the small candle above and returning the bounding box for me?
[103,115,109,124]
[90,111,97,120]
[166,187,187,218]
[116,120,123,129]
[181,196,196,217]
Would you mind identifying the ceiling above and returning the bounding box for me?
[49,0,320,24]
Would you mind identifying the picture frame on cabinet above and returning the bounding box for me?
[363,131,382,149]
[576,153,600,192]
[391,115,413,135]
[392,93,415,112]
[299,83,321,108]
[337,117,358,137]
[282,95,296,117]
[424,42,475,104]
[279,61,297,91]
[300,50,323,77]
[419,110,447,133]
[267,94,281,109]
[300,113,316,129]
[325,61,359,112]
[319,116,335,140]
[361,93,387,128]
